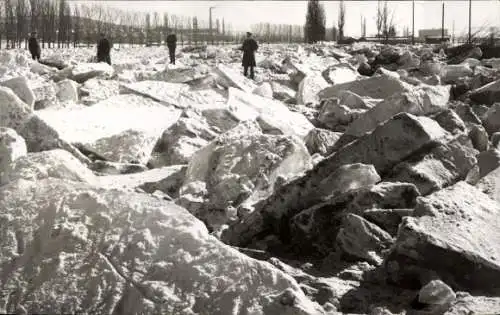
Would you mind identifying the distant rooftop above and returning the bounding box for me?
[419,28,449,39]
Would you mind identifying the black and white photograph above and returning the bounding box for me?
[1,0,500,314]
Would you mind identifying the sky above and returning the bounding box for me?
[73,1,500,37]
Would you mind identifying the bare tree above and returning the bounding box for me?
[382,1,389,40]
[304,0,326,43]
[403,26,410,38]
[376,0,383,39]
[16,0,28,48]
[361,16,367,38]
[152,12,160,44]
[65,1,72,47]
[186,16,192,45]
[40,0,48,47]
[79,4,91,46]
[92,3,105,37]
[0,1,4,49]
[375,0,394,43]
[388,25,396,37]
[251,22,305,43]
[364,17,367,38]
[5,0,15,48]
[106,7,114,36]
[169,15,176,34]
[58,0,66,48]
[179,16,185,46]
[266,23,270,43]
[215,18,220,44]
[129,11,139,45]
[192,16,198,45]
[382,1,395,42]
[7,3,249,49]
[163,12,169,40]
[145,13,151,45]
[48,1,57,47]
[137,12,145,45]
[39,0,46,48]
[73,5,81,47]
[29,0,41,36]
[338,0,345,41]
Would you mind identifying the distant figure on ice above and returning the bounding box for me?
[97,33,112,65]
[239,32,259,80]
[28,32,41,61]
[166,33,177,65]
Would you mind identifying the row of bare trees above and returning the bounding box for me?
[2,0,71,49]
[305,0,397,44]
[2,0,305,49]
[376,0,396,41]
[251,23,305,44]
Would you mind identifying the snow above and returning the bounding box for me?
[35,94,182,145]
[176,89,228,110]
[80,78,120,105]
[0,128,27,185]
[5,41,494,315]
[179,120,313,227]
[97,164,185,190]
[215,64,258,93]
[226,87,314,139]
[0,86,33,131]
[5,149,97,185]
[56,79,79,103]
[0,177,322,314]
[0,76,36,108]
[70,62,114,83]
[121,81,191,108]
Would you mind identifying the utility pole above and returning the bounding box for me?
[209,6,216,45]
[441,1,445,42]
[412,0,415,45]
[468,0,472,44]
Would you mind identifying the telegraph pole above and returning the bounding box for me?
[441,1,445,42]
[468,0,472,43]
[412,0,415,45]
[452,20,455,44]
[209,6,216,45]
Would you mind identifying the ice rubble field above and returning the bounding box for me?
[1,42,500,314]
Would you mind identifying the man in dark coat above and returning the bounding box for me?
[97,33,112,65]
[166,34,177,65]
[28,32,41,61]
[240,32,259,79]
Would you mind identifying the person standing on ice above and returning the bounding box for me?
[166,33,177,65]
[239,32,259,80]
[97,33,112,65]
[28,32,41,61]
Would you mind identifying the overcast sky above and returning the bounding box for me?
[73,1,500,37]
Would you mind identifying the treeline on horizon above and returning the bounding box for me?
[0,0,306,49]
[305,0,495,44]
[305,0,402,44]
[0,0,489,49]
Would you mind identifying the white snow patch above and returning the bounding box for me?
[35,94,182,145]
[226,87,314,139]
[121,81,191,108]
[97,165,184,190]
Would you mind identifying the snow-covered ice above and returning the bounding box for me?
[2,40,500,315]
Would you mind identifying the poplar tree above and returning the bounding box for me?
[304,0,326,43]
